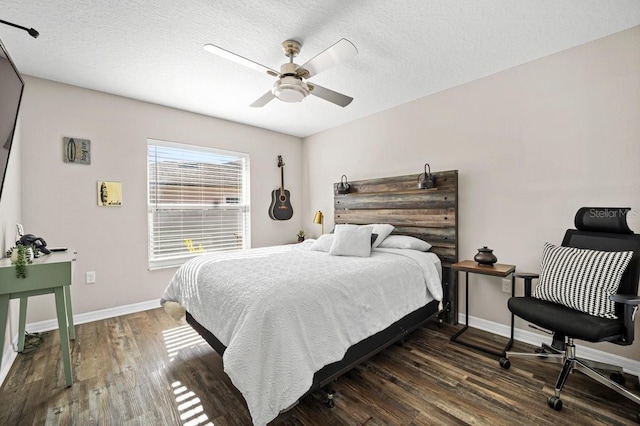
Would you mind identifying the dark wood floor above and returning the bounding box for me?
[1,308,639,425]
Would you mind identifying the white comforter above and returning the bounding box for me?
[161,241,442,426]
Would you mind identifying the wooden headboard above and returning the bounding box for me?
[333,170,459,323]
[333,170,458,265]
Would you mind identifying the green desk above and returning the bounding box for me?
[0,251,76,386]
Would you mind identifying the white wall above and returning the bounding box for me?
[18,78,303,321]
[303,26,640,359]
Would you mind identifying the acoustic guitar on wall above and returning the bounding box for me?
[269,155,294,220]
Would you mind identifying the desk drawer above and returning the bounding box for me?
[0,261,72,293]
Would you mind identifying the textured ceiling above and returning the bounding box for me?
[1,1,639,138]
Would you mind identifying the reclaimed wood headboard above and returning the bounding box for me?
[333,170,458,265]
[333,170,459,322]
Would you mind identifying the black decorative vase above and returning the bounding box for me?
[474,246,497,265]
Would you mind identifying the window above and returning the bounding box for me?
[147,139,250,269]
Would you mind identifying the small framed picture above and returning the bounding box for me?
[97,181,122,206]
[63,137,91,164]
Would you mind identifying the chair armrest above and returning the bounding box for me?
[609,294,640,345]
[514,272,539,297]
[514,272,540,279]
[609,294,640,305]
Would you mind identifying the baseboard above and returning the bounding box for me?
[0,299,161,387]
[25,299,161,334]
[459,313,639,376]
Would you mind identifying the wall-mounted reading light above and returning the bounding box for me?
[0,19,39,38]
[336,175,351,194]
[417,163,436,189]
[313,210,324,235]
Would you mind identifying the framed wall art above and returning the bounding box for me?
[97,181,122,206]
[63,137,91,164]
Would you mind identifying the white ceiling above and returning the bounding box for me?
[1,1,639,138]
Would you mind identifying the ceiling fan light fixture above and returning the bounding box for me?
[272,76,309,103]
[205,38,357,107]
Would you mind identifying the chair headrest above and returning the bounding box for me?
[574,207,633,234]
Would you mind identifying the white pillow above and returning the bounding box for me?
[309,234,334,252]
[368,224,395,248]
[377,235,432,251]
[329,224,373,257]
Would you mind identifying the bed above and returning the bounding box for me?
[161,170,459,426]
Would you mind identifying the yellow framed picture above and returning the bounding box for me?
[97,181,122,206]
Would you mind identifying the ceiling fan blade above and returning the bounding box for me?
[297,38,358,79]
[204,44,279,77]
[250,91,276,107]
[308,84,353,107]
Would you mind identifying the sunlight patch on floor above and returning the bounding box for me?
[162,324,207,362]
[163,325,212,426]
[172,381,212,426]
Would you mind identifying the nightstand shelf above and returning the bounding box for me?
[450,260,516,358]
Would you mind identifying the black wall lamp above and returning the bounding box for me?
[0,19,39,38]
[417,163,436,189]
[336,174,351,194]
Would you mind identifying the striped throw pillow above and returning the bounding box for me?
[533,243,633,319]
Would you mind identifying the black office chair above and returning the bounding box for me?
[499,207,640,420]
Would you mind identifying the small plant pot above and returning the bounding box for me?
[10,247,34,263]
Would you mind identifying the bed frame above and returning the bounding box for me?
[185,170,459,408]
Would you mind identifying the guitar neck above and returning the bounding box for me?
[280,165,285,194]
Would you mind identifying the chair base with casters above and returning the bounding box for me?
[499,207,640,422]
[501,333,640,416]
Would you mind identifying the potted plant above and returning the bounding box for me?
[5,244,35,278]
[296,230,305,243]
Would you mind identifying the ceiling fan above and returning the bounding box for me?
[203,38,358,108]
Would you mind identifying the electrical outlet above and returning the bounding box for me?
[86,271,96,284]
[501,278,511,293]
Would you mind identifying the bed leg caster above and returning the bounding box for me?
[322,386,336,408]
[326,391,335,408]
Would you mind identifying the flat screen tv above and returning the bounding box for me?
[0,36,24,201]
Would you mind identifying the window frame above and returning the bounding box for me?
[147,138,251,270]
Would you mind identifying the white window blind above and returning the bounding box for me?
[147,139,250,269]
